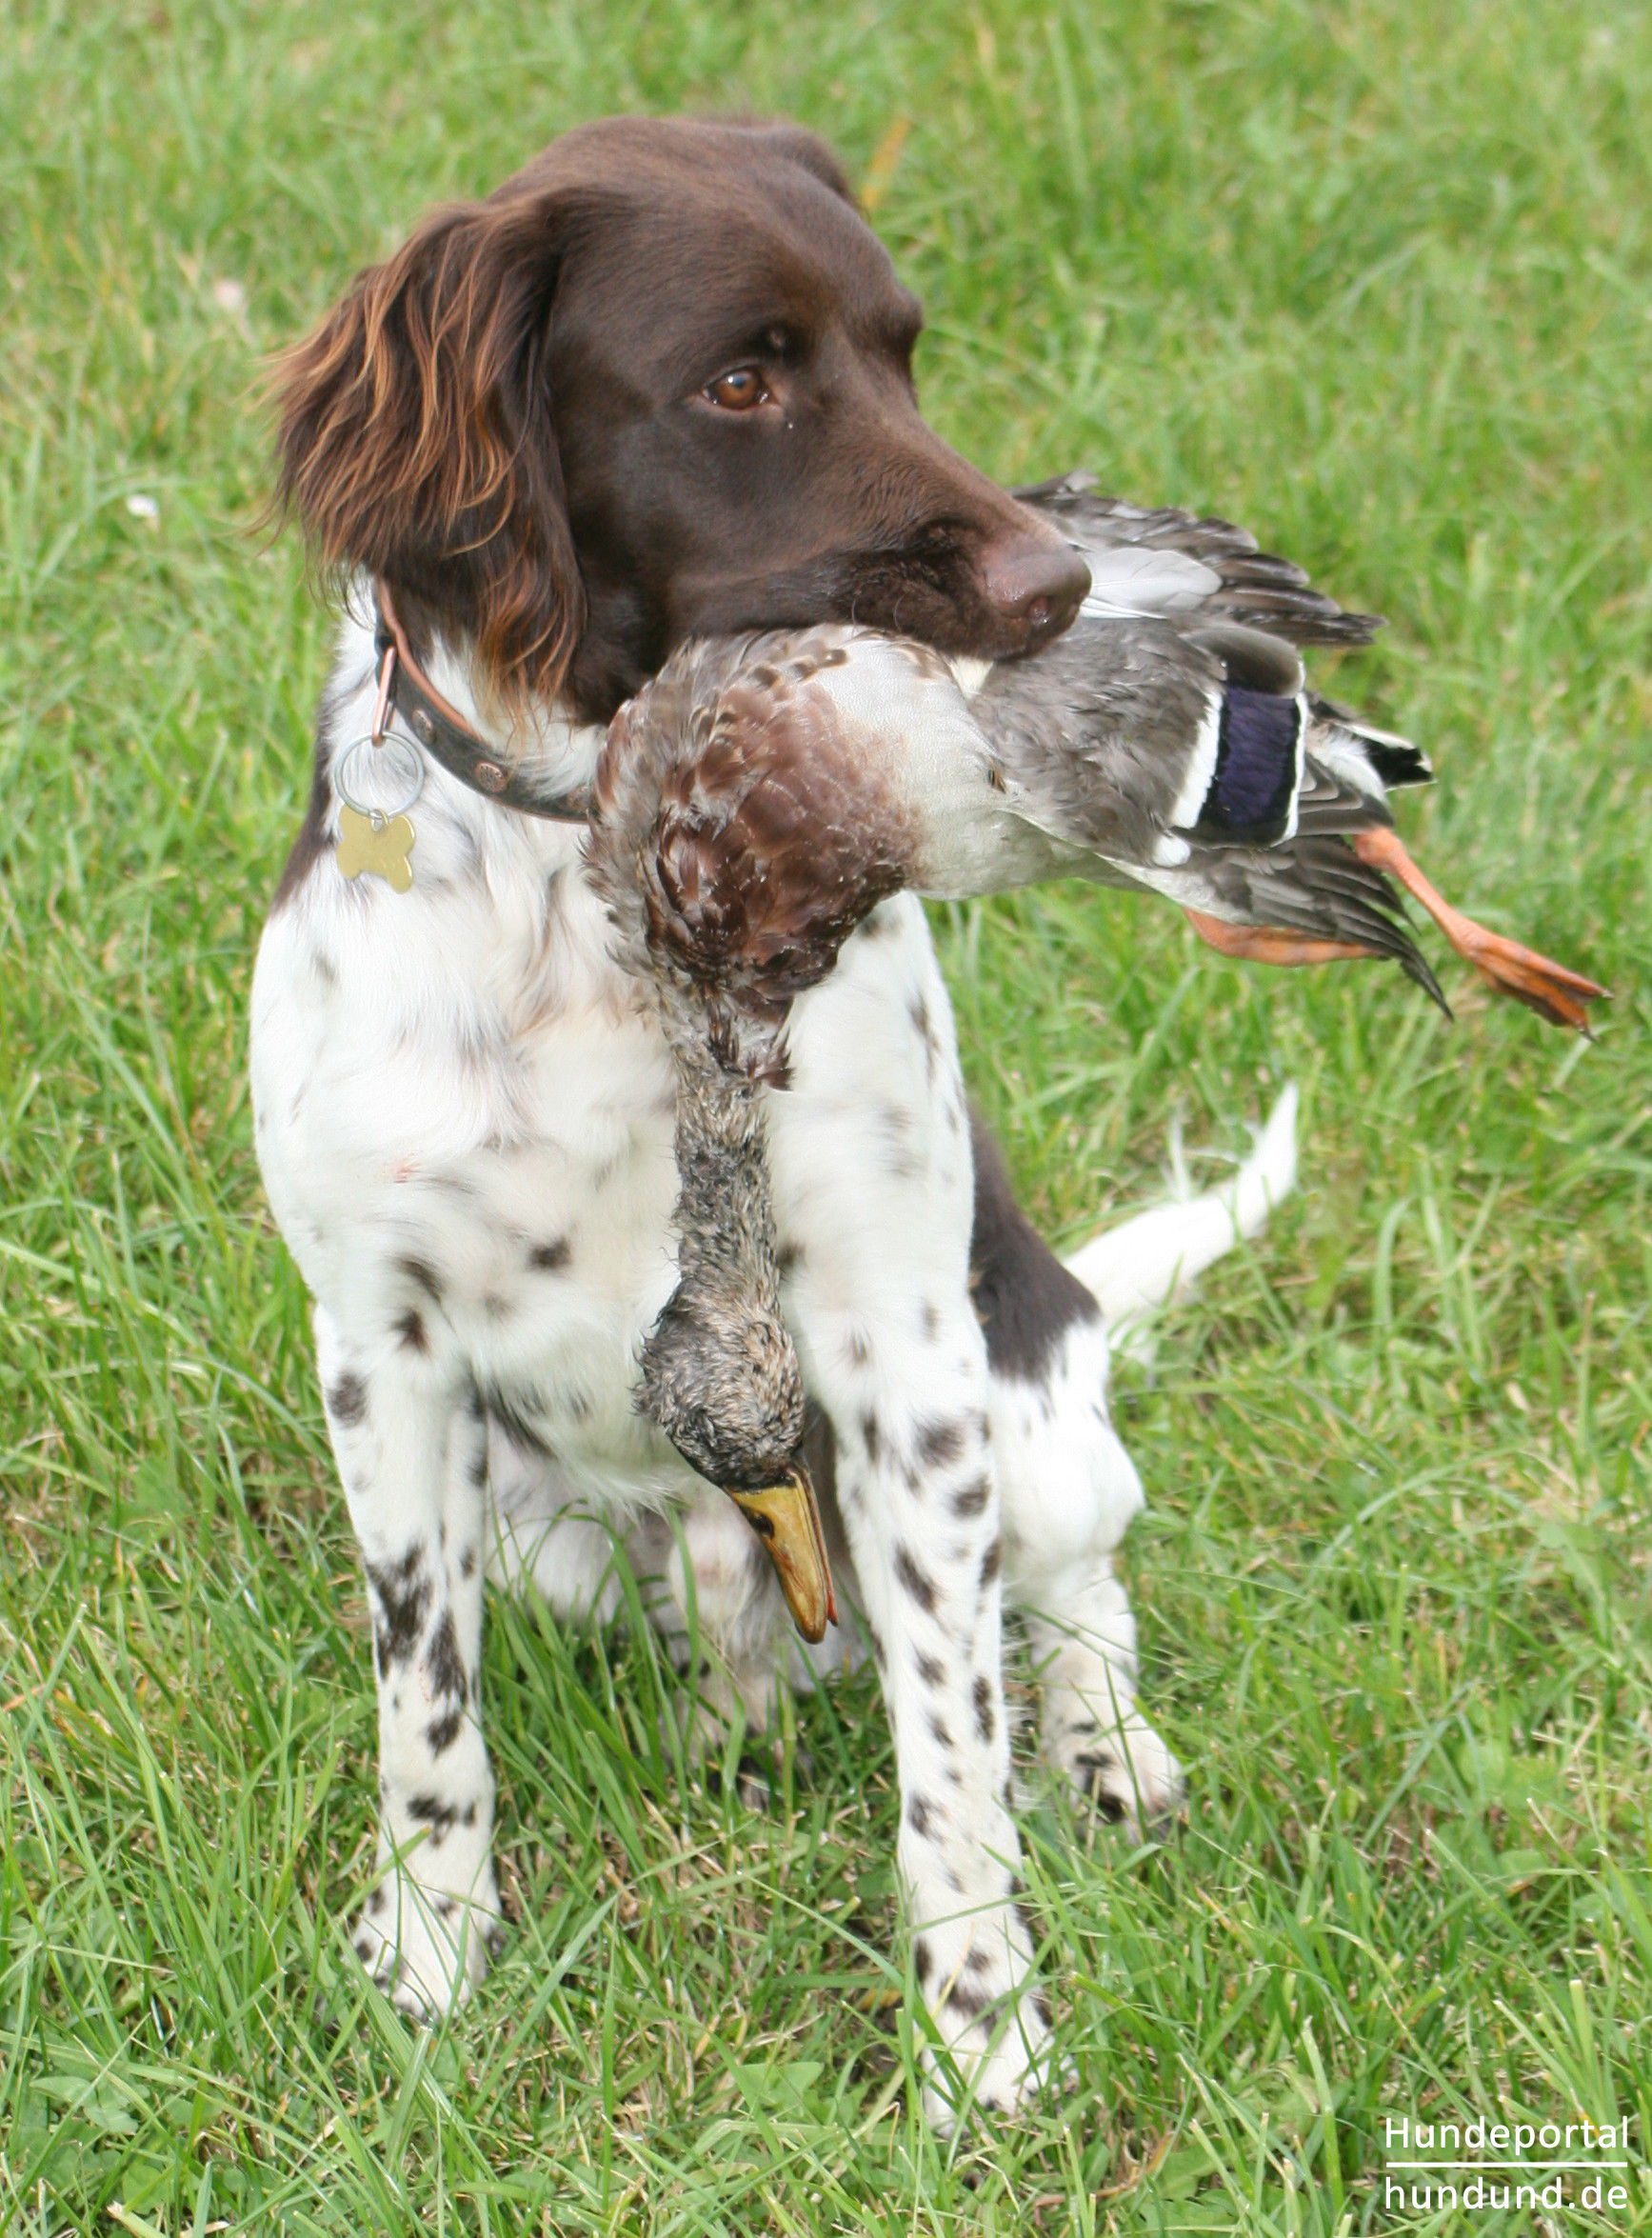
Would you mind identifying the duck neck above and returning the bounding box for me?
[637,1016,805,1486]
[667,1037,785,1330]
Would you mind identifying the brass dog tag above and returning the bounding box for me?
[337,804,415,893]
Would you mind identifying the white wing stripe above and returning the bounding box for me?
[1166,689,1224,829]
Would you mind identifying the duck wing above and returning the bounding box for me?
[1012,470,1383,648]
[972,612,1235,863]
[972,606,1453,1004]
[1184,836,1449,1009]
[976,612,1380,859]
[1307,696,1432,796]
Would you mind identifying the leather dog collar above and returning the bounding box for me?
[372,582,593,823]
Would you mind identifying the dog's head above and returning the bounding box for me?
[272,116,1088,723]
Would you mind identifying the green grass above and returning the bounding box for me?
[3,0,1650,2228]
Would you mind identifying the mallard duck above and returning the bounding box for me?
[601,603,1602,1041]
[590,500,1603,1633]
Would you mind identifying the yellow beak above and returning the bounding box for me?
[726,1466,837,1644]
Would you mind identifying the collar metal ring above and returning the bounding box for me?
[335,732,426,822]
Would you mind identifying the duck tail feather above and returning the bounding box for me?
[1309,700,1435,789]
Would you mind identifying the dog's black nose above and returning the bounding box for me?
[981,536,1090,649]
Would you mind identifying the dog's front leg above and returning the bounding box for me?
[769,904,1047,2121]
[826,1331,1045,2119]
[315,1303,500,2017]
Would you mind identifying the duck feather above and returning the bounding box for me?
[1012,471,1384,647]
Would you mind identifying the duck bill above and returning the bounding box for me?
[726,1467,837,1644]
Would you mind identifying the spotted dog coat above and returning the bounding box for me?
[254,619,1179,2113]
[253,115,1178,2119]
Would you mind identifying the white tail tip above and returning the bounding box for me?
[1064,1085,1299,1346]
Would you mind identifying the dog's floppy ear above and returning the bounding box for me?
[272,192,584,708]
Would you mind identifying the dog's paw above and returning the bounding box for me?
[350,1870,500,2021]
[1046,1707,1184,1839]
[923,1995,1062,2129]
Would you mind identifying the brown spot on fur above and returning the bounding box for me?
[396,1255,445,1303]
[327,1372,368,1427]
[967,1108,1103,1380]
[894,1545,938,1612]
[427,1705,465,1754]
[272,744,335,912]
[366,1549,428,1672]
[425,1610,467,1701]
[407,1792,458,1839]
[950,1475,989,1519]
[915,1417,964,1470]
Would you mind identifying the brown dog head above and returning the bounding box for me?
[272,116,1088,724]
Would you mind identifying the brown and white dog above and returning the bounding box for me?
[254,115,1211,2118]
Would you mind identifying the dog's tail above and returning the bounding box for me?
[1064,1085,1298,1351]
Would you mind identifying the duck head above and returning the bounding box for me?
[638,1274,836,1644]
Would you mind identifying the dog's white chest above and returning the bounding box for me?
[250,780,689,1484]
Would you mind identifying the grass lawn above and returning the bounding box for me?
[3,0,1650,2228]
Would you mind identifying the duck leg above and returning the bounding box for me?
[1349,827,1608,1033]
[1183,909,1381,969]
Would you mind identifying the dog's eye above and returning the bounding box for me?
[704,367,770,412]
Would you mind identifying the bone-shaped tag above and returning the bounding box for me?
[337,804,415,892]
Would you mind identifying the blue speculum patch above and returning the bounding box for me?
[1198,686,1302,842]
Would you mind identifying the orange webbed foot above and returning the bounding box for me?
[1350,828,1608,1035]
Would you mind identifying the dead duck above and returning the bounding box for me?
[601,609,1602,1040]
[1004,472,1606,1029]
[588,507,1603,1632]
